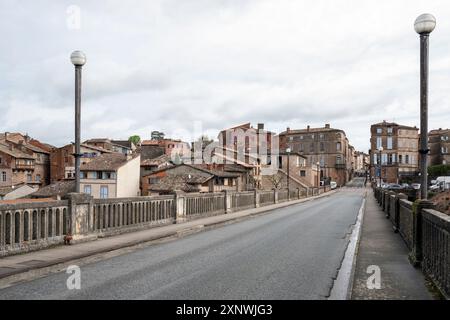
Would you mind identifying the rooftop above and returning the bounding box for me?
[30,180,75,198]
[80,153,138,171]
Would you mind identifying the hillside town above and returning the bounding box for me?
[1,121,448,208]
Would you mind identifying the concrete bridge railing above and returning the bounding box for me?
[374,187,450,299]
[0,186,329,258]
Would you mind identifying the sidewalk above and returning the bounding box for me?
[0,191,335,281]
[350,188,434,300]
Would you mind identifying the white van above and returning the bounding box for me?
[432,176,450,191]
[330,181,337,190]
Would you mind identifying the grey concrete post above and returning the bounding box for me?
[66,193,94,240]
[173,191,186,224]
[297,188,300,200]
[273,188,278,204]
[394,193,408,233]
[409,199,435,267]
[254,190,260,208]
[223,190,231,213]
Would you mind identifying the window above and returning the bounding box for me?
[0,157,2,164]
[2,171,6,182]
[387,137,393,149]
[381,153,388,165]
[27,174,32,182]
[320,142,324,152]
[336,142,341,151]
[373,154,378,165]
[405,155,409,164]
[299,143,304,152]
[36,174,41,182]
[376,137,382,149]
[319,134,324,139]
[387,127,393,134]
[336,155,343,164]
[100,186,109,199]
[442,147,448,154]
[80,172,85,179]
[300,170,306,177]
[84,185,91,195]
[102,172,115,179]
[376,128,382,134]
[398,155,403,164]
[149,177,160,184]
[310,143,314,152]
[299,135,304,140]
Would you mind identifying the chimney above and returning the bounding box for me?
[286,127,291,133]
[325,124,330,129]
[257,123,264,130]
[307,125,310,132]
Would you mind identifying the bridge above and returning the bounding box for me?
[0,178,447,299]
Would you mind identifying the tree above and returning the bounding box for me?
[428,164,450,178]
[128,135,141,146]
[267,173,285,189]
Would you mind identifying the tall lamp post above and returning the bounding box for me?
[286,147,291,191]
[70,51,87,193]
[378,146,383,187]
[415,14,436,200]
[316,161,320,188]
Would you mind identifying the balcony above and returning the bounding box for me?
[14,163,35,170]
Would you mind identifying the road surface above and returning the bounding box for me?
[0,183,365,300]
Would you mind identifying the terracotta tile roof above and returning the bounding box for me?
[31,180,75,198]
[0,143,35,159]
[80,153,137,171]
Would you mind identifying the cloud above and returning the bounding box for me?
[0,0,449,152]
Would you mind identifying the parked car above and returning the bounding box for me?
[387,184,403,190]
[429,184,440,191]
[330,181,337,190]
[411,183,421,190]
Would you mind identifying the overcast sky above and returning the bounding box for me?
[1,0,449,152]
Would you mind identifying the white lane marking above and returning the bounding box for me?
[328,196,366,300]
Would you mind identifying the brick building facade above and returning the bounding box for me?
[278,124,354,186]
[369,121,419,184]
[429,128,450,166]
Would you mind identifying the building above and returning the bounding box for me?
[354,151,369,176]
[141,138,190,161]
[80,153,141,199]
[0,184,38,201]
[0,133,51,186]
[369,121,419,184]
[50,143,114,183]
[0,142,44,188]
[83,138,136,155]
[279,124,353,186]
[260,152,317,190]
[30,180,76,200]
[141,164,240,195]
[429,128,450,166]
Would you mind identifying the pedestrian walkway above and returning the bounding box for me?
[351,188,434,300]
[0,191,335,282]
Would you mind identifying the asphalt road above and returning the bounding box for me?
[0,186,365,300]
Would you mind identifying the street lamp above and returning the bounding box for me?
[286,147,291,191]
[316,161,320,189]
[415,13,436,199]
[70,50,86,193]
[378,146,383,188]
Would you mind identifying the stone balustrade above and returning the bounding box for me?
[374,187,450,299]
[0,186,327,258]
